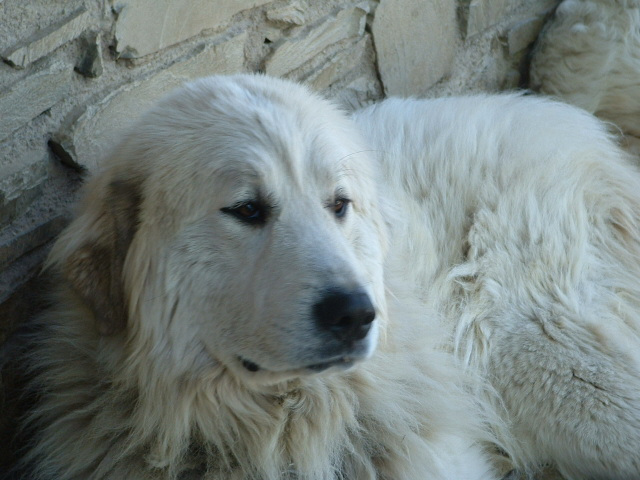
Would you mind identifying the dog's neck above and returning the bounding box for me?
[120,358,368,478]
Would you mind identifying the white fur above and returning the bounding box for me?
[354,94,640,479]
[530,0,640,153]
[20,75,497,480]
[18,75,640,479]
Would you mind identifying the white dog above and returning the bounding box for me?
[14,74,640,480]
[529,0,640,154]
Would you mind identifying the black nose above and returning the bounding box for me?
[313,290,376,342]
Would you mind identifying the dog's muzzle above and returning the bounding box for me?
[239,289,376,375]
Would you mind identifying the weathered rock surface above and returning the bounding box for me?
[0,63,73,141]
[372,0,458,96]
[0,150,49,227]
[266,6,367,77]
[52,34,247,172]
[1,7,91,69]
[114,0,270,58]
[75,33,104,78]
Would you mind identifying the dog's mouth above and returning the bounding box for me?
[233,324,378,382]
[239,355,357,374]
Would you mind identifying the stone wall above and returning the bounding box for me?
[0,0,558,468]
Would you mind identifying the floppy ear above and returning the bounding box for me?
[61,178,142,335]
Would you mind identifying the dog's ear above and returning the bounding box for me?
[59,177,142,335]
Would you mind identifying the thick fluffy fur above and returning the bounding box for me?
[17,75,497,480]
[529,0,640,153]
[16,75,640,479]
[354,96,640,479]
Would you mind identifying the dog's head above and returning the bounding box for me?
[51,75,388,386]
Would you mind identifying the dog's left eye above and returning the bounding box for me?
[221,201,267,225]
[332,198,350,218]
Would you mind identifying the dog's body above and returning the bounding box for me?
[14,75,640,479]
[355,96,640,478]
[529,0,640,153]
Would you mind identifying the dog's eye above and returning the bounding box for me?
[221,201,267,225]
[333,198,350,218]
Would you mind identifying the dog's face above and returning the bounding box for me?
[54,75,388,386]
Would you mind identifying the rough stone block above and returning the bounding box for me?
[466,0,508,38]
[0,215,66,270]
[0,151,49,227]
[114,0,269,58]
[267,1,307,26]
[75,33,104,78]
[334,75,383,111]
[1,7,91,69]
[305,37,368,91]
[266,6,367,77]
[373,0,458,96]
[52,34,247,172]
[0,63,73,141]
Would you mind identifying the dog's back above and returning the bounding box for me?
[355,93,640,478]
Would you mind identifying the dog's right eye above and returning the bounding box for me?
[221,201,267,225]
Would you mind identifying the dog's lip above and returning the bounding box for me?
[304,356,356,372]
[238,355,358,374]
